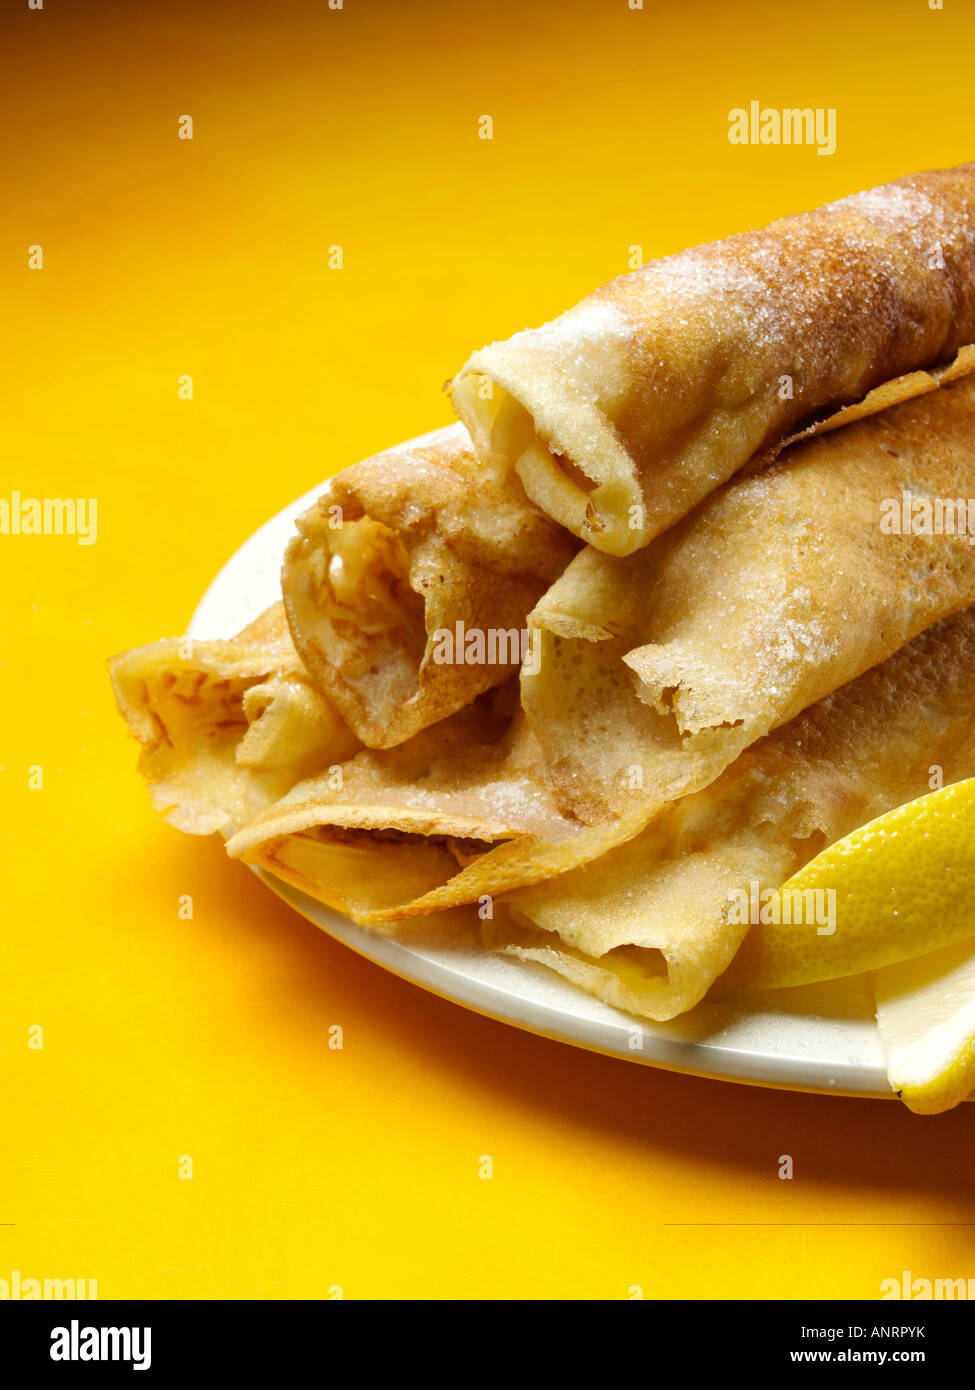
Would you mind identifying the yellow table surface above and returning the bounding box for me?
[3,0,974,1300]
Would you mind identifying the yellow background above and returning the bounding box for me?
[3,0,974,1299]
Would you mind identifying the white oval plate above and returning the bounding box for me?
[189,450,894,1101]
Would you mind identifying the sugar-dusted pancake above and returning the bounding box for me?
[110,603,359,835]
[351,375,975,921]
[524,375,975,824]
[493,609,975,1020]
[451,164,975,554]
[224,682,579,922]
[282,423,576,748]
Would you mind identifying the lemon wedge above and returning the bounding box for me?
[722,777,975,993]
[875,938,975,1113]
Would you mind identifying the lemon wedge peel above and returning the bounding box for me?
[874,937,975,1114]
[724,777,975,994]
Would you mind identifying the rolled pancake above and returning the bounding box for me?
[110,603,359,835]
[225,682,579,922]
[450,163,975,554]
[315,373,975,923]
[490,609,975,1021]
[525,375,975,824]
[282,423,577,748]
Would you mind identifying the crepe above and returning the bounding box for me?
[524,375,975,825]
[450,163,975,554]
[489,609,975,1021]
[282,423,577,748]
[224,682,579,922]
[306,373,975,924]
[110,603,359,835]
